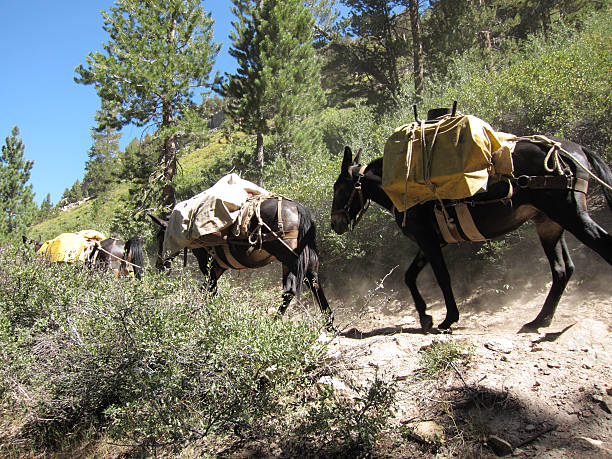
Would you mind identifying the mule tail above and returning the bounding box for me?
[295,204,320,297]
[123,237,144,279]
[583,146,612,210]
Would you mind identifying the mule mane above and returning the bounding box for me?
[365,157,383,177]
[360,157,393,211]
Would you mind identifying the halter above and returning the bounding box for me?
[332,165,371,231]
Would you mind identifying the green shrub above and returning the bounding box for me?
[415,339,473,381]
[0,242,324,451]
[304,374,396,456]
[419,7,612,159]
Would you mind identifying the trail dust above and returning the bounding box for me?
[318,209,612,457]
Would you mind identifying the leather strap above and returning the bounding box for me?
[516,175,588,193]
[455,203,487,242]
[434,206,461,244]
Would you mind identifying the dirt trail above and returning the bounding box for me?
[320,214,612,457]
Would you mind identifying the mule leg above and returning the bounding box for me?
[414,235,460,330]
[306,270,335,330]
[537,192,612,265]
[521,218,574,332]
[207,259,225,295]
[404,249,434,332]
[280,264,297,316]
[192,248,211,277]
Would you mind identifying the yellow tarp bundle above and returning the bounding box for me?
[37,230,106,263]
[382,115,513,212]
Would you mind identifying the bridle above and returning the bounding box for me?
[331,165,371,231]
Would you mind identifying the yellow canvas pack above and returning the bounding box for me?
[382,115,504,212]
[37,230,106,263]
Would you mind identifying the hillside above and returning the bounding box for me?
[27,131,233,243]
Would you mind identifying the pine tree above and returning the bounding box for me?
[60,180,84,206]
[82,105,122,197]
[75,0,219,211]
[0,127,36,236]
[35,193,54,223]
[218,0,324,183]
[338,0,410,108]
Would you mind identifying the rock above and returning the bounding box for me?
[592,394,612,414]
[525,424,536,432]
[577,436,612,455]
[485,338,514,354]
[315,376,353,397]
[411,421,445,445]
[487,435,514,456]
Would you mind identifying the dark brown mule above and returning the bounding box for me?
[22,235,43,252]
[331,140,612,333]
[149,197,334,328]
[22,235,144,279]
[89,237,145,279]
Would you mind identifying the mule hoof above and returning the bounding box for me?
[438,317,457,330]
[518,321,544,334]
[519,317,552,334]
[420,314,433,333]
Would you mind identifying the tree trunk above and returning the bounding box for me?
[408,0,425,101]
[160,18,178,213]
[161,101,177,211]
[256,130,264,187]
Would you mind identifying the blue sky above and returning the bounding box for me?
[0,1,238,205]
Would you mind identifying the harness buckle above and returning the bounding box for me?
[517,175,530,188]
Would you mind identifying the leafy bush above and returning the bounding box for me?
[419,7,612,160]
[415,339,473,381]
[0,242,324,452]
[303,375,396,456]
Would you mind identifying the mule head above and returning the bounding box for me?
[331,146,365,234]
[22,235,43,252]
[147,213,170,270]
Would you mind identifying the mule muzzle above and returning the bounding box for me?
[330,211,349,234]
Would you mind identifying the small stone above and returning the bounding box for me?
[411,421,445,445]
[547,361,560,368]
[525,424,536,432]
[487,435,514,456]
[485,338,514,354]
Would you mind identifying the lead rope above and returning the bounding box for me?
[512,134,612,191]
[247,196,298,256]
[95,244,144,270]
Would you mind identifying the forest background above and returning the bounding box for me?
[1,0,611,456]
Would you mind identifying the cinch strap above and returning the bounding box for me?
[434,203,487,244]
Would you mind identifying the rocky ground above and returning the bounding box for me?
[318,217,612,457]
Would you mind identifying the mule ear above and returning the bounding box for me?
[354,148,362,166]
[342,146,353,171]
[148,212,168,229]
